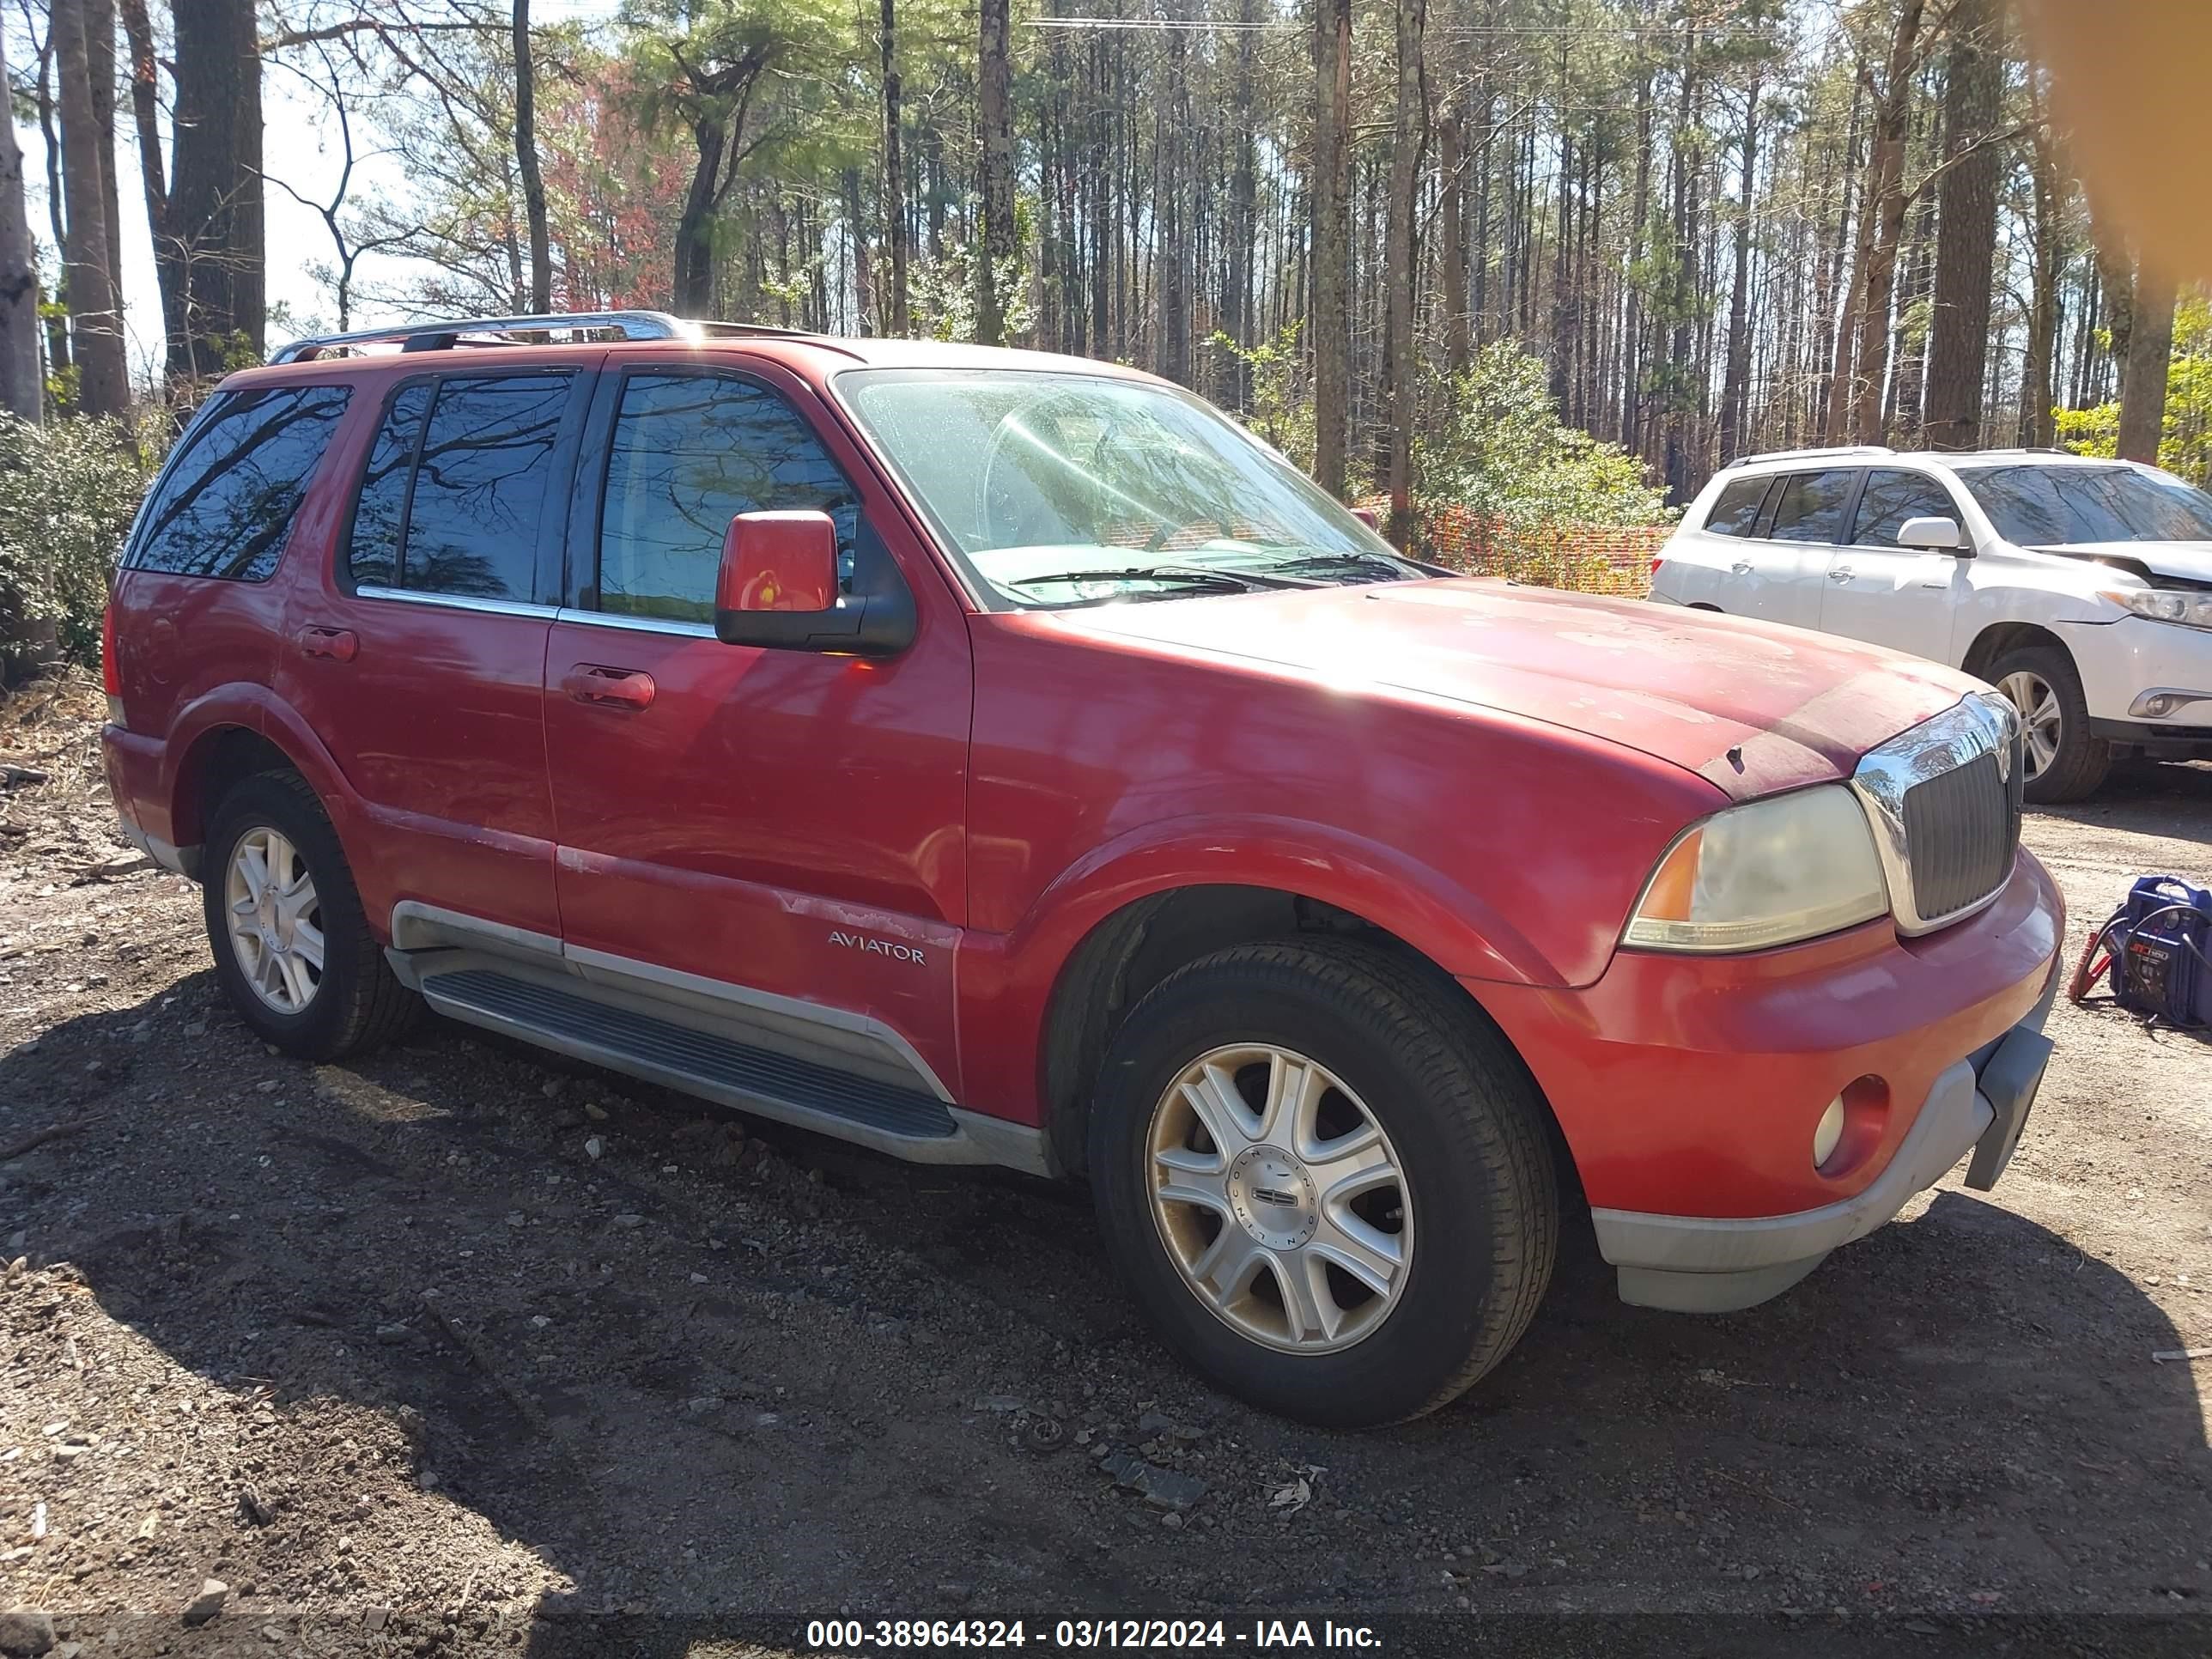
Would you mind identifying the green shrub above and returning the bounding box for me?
[1417,342,1673,531]
[0,413,166,672]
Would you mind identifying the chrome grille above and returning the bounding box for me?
[1850,695,2021,934]
[1899,748,2021,918]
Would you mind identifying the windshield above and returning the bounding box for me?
[839,368,1421,606]
[1958,463,2212,545]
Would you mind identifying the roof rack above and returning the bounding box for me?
[1719,444,1895,471]
[268,310,822,364]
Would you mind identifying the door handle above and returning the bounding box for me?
[1729,561,1753,576]
[562,664,655,708]
[1828,567,1855,582]
[297,625,358,662]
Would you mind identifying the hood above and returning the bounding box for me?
[2031,541,2212,586]
[1060,578,1982,799]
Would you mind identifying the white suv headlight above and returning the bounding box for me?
[1623,785,1891,953]
[2100,586,2212,630]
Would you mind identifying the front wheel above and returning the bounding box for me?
[1087,940,1558,1428]
[1990,644,2109,804]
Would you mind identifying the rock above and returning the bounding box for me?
[182,1579,229,1627]
[685,1396,722,1415]
[0,1608,55,1656]
[584,1138,605,1161]
[254,1079,279,1093]
[935,1583,973,1605]
[363,1606,392,1632]
[238,1488,274,1527]
[583,1102,610,1121]
[1137,1409,1206,1444]
[183,1021,207,1037]
[613,1212,641,1228]
[1097,1447,1206,1512]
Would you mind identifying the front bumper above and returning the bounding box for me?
[1472,845,2063,1313]
[1591,966,2057,1312]
[2063,614,2212,727]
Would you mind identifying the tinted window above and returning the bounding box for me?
[598,374,859,622]
[1766,470,1858,544]
[1960,464,2212,545]
[395,374,570,600]
[345,382,432,590]
[131,385,351,580]
[1702,476,1772,538]
[1851,470,1960,546]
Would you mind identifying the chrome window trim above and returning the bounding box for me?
[551,606,715,640]
[1849,692,2021,935]
[353,584,561,621]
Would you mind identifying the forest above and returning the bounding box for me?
[0,0,2204,665]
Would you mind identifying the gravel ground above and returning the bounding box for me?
[0,674,2208,1658]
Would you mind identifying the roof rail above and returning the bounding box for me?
[269,309,724,364]
[1719,444,1895,471]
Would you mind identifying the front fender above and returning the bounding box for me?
[951,816,1564,1128]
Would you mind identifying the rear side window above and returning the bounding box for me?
[1766,470,1858,544]
[345,373,571,601]
[596,373,860,623]
[1701,475,1772,538]
[1851,470,1960,546]
[130,385,351,580]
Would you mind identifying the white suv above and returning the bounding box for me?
[1650,445,2212,801]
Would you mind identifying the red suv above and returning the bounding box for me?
[101,313,2063,1426]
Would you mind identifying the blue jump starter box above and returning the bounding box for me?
[2107,876,2212,1028]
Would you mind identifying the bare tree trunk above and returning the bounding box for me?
[2118,264,2173,464]
[2017,122,2061,447]
[1382,0,1425,545]
[1717,72,1760,462]
[169,0,263,376]
[1849,0,1927,446]
[0,24,41,422]
[513,0,552,313]
[881,0,908,335]
[975,0,1015,345]
[1310,0,1352,496]
[1437,101,1469,379]
[1923,0,2000,450]
[86,0,121,307]
[53,0,127,415]
[116,0,180,374]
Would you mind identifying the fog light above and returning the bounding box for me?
[2145,695,2175,718]
[1812,1096,1845,1170]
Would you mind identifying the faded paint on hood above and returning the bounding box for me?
[1062,577,1983,799]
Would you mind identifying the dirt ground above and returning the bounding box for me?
[0,674,2207,1659]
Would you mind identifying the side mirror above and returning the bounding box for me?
[1898,515,1966,553]
[1349,506,1380,531]
[713,510,915,655]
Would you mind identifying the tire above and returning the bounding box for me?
[1989,643,2110,804]
[1087,939,1558,1428]
[202,770,418,1060]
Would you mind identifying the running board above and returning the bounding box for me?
[416,965,1048,1172]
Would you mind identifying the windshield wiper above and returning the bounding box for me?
[1005,565,1278,599]
[1257,550,1424,580]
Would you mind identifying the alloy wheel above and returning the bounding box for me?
[1146,1042,1412,1353]
[223,826,325,1013]
[1997,669,2062,779]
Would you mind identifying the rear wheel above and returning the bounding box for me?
[1990,644,2109,803]
[202,771,417,1060]
[1088,940,1557,1427]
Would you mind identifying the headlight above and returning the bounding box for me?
[2100,586,2212,629]
[1623,785,1890,952]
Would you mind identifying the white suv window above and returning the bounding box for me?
[1850,470,1960,547]
[1766,470,1858,544]
[1702,475,1773,537]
